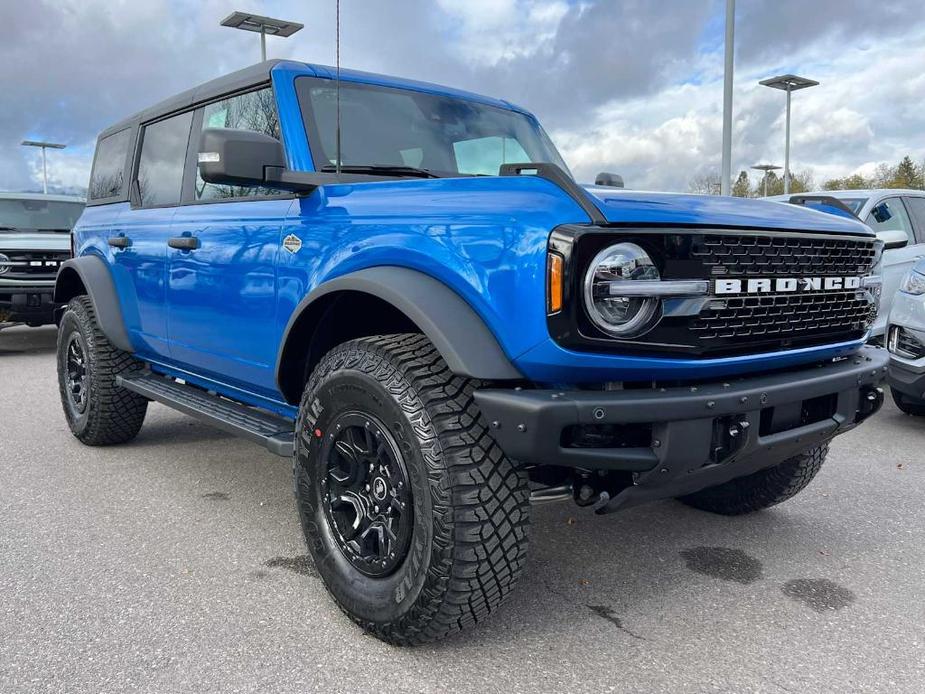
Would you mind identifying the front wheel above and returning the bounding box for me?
[677,444,828,515]
[294,334,531,645]
[891,388,925,416]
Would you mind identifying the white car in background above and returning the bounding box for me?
[886,258,925,415]
[771,189,925,338]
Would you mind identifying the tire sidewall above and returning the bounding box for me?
[57,303,94,434]
[295,363,440,625]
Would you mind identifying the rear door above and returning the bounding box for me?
[865,196,920,335]
[166,87,293,396]
[110,111,193,359]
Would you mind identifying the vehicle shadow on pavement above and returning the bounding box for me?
[0,325,58,355]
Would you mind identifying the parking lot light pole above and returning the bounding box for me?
[751,163,782,197]
[21,140,66,195]
[220,11,304,62]
[759,74,819,194]
[720,0,735,196]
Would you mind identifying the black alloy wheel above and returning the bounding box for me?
[319,412,414,577]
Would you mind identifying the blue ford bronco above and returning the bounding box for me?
[55,60,888,644]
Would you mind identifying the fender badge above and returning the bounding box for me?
[283,234,303,254]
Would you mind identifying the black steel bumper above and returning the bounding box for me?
[474,346,889,513]
[0,286,57,326]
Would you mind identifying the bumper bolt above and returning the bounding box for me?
[653,439,661,448]
[706,401,715,409]
[491,420,501,429]
[517,423,527,432]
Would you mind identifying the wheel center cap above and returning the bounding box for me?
[372,477,388,501]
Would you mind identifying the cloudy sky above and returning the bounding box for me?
[3,0,925,194]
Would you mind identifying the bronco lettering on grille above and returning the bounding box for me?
[714,276,863,295]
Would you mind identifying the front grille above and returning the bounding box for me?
[889,326,925,359]
[691,290,875,342]
[691,234,877,277]
[0,250,69,280]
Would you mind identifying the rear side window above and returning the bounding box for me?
[194,87,283,201]
[88,129,131,201]
[136,111,194,208]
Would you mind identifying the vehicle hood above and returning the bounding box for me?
[581,186,873,235]
[0,232,71,251]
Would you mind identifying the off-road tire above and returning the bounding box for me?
[294,333,531,645]
[677,444,828,515]
[57,296,148,445]
[891,388,925,416]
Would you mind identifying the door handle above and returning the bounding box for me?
[108,236,131,249]
[168,236,200,250]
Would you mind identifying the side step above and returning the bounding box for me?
[117,371,295,457]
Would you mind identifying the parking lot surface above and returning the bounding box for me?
[1,325,923,693]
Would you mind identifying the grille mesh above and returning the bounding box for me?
[691,234,877,277]
[690,290,875,341]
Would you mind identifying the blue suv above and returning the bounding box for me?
[55,60,888,644]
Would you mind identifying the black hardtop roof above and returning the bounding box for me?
[100,60,282,138]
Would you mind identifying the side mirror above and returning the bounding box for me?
[871,202,893,224]
[594,172,624,188]
[876,228,908,250]
[198,128,285,187]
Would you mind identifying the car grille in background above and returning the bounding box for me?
[690,234,878,277]
[0,251,69,280]
[888,325,925,360]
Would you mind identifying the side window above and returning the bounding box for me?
[902,197,925,244]
[136,111,194,208]
[195,87,283,201]
[88,129,131,201]
[453,136,530,176]
[865,198,914,241]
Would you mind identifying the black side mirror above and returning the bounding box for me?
[871,202,893,224]
[198,128,285,187]
[594,172,624,188]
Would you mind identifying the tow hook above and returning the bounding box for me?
[856,386,884,423]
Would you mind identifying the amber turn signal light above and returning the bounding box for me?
[547,252,564,314]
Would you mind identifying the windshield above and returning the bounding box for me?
[296,77,570,177]
[841,198,868,215]
[0,198,84,232]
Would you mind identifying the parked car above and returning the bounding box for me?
[886,258,925,414]
[55,60,887,645]
[770,189,925,337]
[0,193,83,330]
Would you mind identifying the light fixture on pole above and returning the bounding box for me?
[220,11,304,62]
[21,140,66,195]
[720,0,735,196]
[759,74,818,195]
[750,163,782,197]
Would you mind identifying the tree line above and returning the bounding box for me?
[689,155,925,197]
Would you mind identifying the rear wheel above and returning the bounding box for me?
[677,444,828,515]
[891,388,925,416]
[56,296,148,445]
[294,333,531,645]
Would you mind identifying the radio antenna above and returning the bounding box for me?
[335,0,342,175]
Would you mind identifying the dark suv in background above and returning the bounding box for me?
[0,192,83,329]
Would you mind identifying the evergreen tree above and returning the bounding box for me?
[731,171,751,197]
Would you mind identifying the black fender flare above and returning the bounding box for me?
[54,256,133,353]
[276,267,523,395]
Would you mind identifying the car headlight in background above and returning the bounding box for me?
[583,243,662,337]
[900,268,925,295]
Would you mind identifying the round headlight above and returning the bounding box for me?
[584,242,660,337]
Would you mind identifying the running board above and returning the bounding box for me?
[116,371,295,457]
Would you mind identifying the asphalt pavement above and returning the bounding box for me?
[1,325,923,693]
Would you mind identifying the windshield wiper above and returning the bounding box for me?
[321,164,441,179]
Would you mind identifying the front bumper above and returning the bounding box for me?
[475,345,889,512]
[888,354,925,400]
[0,283,57,325]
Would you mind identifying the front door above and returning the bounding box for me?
[866,197,920,335]
[165,87,293,397]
